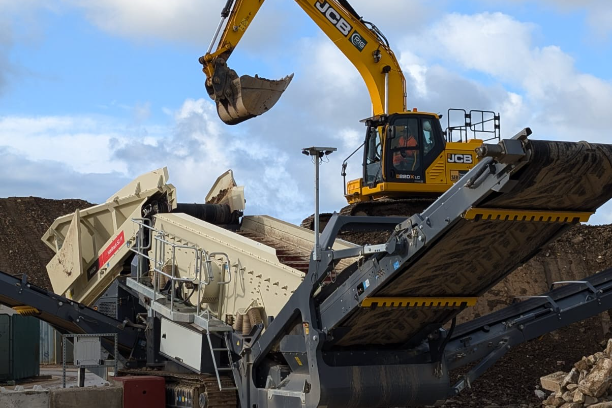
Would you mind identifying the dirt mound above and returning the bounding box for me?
[0,197,93,290]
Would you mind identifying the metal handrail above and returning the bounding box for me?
[128,218,231,318]
[129,218,154,281]
[208,252,231,284]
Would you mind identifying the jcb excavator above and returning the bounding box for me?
[199,0,498,214]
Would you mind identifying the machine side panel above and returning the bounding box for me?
[159,318,203,372]
[152,213,304,320]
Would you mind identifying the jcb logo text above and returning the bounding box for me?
[315,1,352,36]
[448,154,473,164]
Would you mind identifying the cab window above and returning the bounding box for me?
[422,118,436,156]
[391,117,420,173]
[364,126,383,185]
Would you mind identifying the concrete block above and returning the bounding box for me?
[0,389,49,408]
[50,386,122,408]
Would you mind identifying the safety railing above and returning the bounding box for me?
[446,109,501,143]
[128,219,231,323]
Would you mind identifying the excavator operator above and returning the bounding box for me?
[393,126,419,172]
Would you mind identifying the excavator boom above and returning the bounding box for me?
[201,0,406,124]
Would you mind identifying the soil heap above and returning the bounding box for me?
[0,197,92,290]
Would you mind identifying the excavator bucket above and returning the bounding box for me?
[206,59,293,125]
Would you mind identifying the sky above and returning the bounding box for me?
[1,0,612,225]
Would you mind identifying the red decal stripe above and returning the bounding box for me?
[98,231,125,268]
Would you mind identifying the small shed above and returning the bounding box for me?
[0,314,40,381]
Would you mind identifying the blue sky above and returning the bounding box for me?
[1,0,612,225]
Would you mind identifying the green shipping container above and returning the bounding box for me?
[0,314,40,381]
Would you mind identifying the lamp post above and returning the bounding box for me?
[302,146,337,261]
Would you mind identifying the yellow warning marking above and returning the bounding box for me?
[464,208,592,223]
[360,297,477,309]
[295,356,303,366]
[12,306,40,315]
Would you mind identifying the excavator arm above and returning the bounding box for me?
[200,0,407,124]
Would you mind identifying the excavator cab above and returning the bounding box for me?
[382,113,446,184]
[344,111,476,206]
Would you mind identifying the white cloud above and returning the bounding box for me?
[63,0,295,54]
[591,201,612,226]
[62,0,211,44]
[403,12,612,142]
[0,115,132,174]
[346,0,434,35]
[0,147,129,203]
[0,99,313,223]
[111,98,314,223]
[491,0,612,39]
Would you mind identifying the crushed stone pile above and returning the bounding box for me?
[540,339,612,407]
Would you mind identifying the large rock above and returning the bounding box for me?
[572,389,585,403]
[584,395,599,405]
[561,390,575,402]
[588,402,612,408]
[605,338,612,356]
[543,393,565,407]
[562,368,580,388]
[578,358,612,397]
[541,371,568,393]
[575,357,589,372]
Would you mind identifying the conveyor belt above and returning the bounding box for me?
[0,270,142,354]
[451,266,612,341]
[330,140,612,346]
[235,230,311,273]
